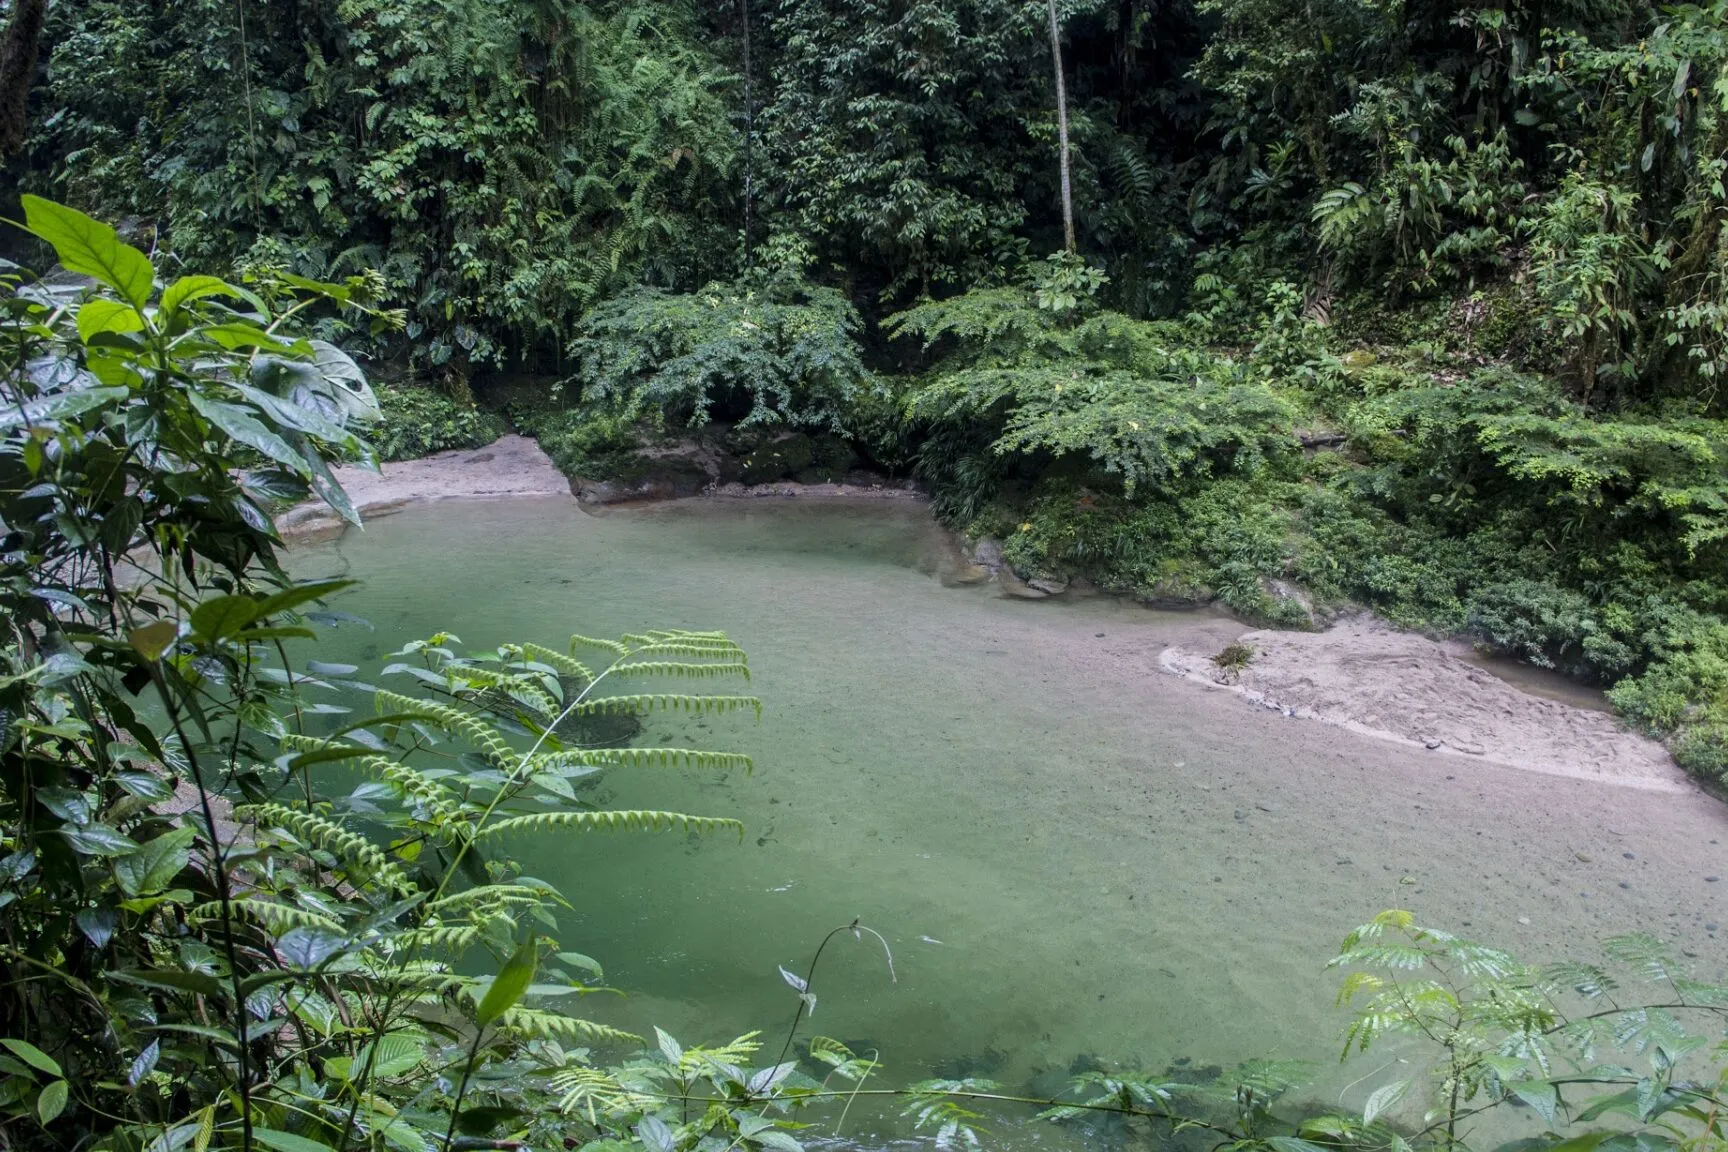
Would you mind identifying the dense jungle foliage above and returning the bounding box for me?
[4,194,1728,1152]
[5,0,1728,1121]
[12,0,1728,781]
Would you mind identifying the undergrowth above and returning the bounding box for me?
[374,385,508,461]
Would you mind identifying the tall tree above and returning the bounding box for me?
[1047,0,1075,253]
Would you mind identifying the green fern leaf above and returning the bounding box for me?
[609,660,750,681]
[571,694,761,720]
[477,809,743,840]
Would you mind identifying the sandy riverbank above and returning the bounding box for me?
[281,438,1689,792]
[1160,616,1690,793]
[279,435,925,540]
[277,435,570,540]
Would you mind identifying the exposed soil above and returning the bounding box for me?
[1160,614,1690,794]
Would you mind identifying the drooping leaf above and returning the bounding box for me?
[36,1079,68,1125]
[252,1128,337,1152]
[1362,1077,1410,1124]
[475,937,538,1027]
[1,1039,63,1078]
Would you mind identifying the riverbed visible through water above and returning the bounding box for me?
[290,496,1728,1146]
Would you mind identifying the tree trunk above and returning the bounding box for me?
[0,0,48,157]
[1046,0,1075,254]
[740,0,755,267]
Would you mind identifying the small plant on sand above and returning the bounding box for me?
[1212,642,1257,676]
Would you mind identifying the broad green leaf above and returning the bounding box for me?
[160,275,265,317]
[127,1039,161,1087]
[187,393,305,471]
[1362,1077,1410,1125]
[194,322,295,352]
[189,594,260,642]
[656,1026,683,1065]
[128,620,180,661]
[636,1115,674,1152]
[276,927,349,970]
[0,386,128,431]
[37,1079,67,1125]
[109,968,223,998]
[21,196,154,309]
[253,1128,337,1152]
[475,938,537,1027]
[1507,1081,1560,1128]
[1,1039,62,1078]
[114,826,196,898]
[60,823,140,857]
[253,579,356,619]
[77,299,145,342]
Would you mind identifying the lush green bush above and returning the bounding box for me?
[373,385,508,461]
[568,267,878,432]
[515,404,649,480]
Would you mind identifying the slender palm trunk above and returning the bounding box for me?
[740,0,755,267]
[1046,0,1075,253]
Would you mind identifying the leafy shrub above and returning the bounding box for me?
[1466,579,1600,672]
[569,269,877,431]
[515,405,650,480]
[895,278,1299,500]
[373,385,507,460]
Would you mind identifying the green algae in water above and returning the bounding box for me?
[289,496,1728,1147]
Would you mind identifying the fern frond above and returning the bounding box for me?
[188,899,346,934]
[1604,933,1681,983]
[553,1067,662,1119]
[609,660,749,681]
[1545,960,1620,998]
[449,665,560,715]
[630,640,747,661]
[281,732,363,762]
[240,803,412,893]
[424,884,554,917]
[494,1007,639,1044]
[383,925,483,954]
[530,748,753,774]
[509,642,595,682]
[357,754,466,824]
[477,809,744,840]
[570,634,629,658]
[572,694,761,719]
[375,689,515,764]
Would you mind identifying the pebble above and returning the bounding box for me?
[1707,922,1719,932]
[1708,876,1721,883]
[1234,810,1247,821]
[1623,852,1636,860]
[1619,882,1631,889]
[1256,802,1275,813]
[1425,739,1442,750]
[1517,916,1531,925]
[1575,852,1593,862]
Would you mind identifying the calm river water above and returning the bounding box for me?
[290,496,1728,1147]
